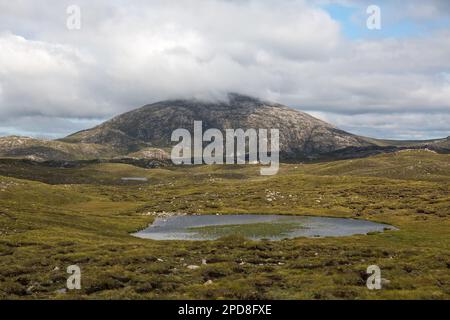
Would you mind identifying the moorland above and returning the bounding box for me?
[0,150,449,299]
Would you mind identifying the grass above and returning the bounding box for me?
[0,150,449,299]
[187,221,306,240]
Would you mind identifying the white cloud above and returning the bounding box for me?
[0,32,108,118]
[0,0,449,139]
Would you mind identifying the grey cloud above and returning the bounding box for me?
[0,115,104,139]
[309,111,450,140]
[0,0,449,139]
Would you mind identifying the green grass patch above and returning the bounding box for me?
[187,221,306,239]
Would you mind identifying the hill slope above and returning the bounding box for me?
[62,93,374,159]
[0,136,116,161]
[1,94,449,161]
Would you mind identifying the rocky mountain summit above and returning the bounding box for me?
[1,94,449,161]
[61,93,373,160]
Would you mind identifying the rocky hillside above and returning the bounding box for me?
[1,94,449,161]
[61,93,374,160]
[0,136,117,161]
[429,136,450,151]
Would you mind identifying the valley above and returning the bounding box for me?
[0,150,449,299]
[3,0,450,305]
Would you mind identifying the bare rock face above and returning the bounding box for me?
[125,148,170,160]
[427,136,450,152]
[62,93,373,160]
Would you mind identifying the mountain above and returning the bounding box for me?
[61,93,374,160]
[1,93,449,161]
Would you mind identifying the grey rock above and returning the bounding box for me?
[187,265,200,270]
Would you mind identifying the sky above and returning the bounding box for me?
[0,0,449,140]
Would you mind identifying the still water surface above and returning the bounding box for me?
[132,214,396,241]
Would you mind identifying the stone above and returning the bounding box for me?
[187,265,200,270]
